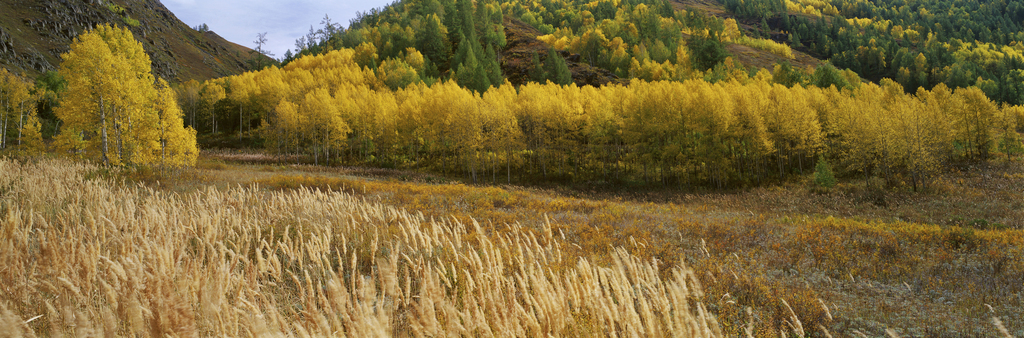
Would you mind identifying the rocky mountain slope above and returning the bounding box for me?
[0,0,266,82]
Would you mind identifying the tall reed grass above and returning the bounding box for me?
[0,158,722,337]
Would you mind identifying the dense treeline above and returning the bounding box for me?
[214,48,1023,189]
[726,0,1024,105]
[285,0,798,86]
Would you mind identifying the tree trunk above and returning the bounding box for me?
[1,112,7,149]
[471,151,478,183]
[100,95,110,166]
[541,149,547,178]
[17,105,24,145]
[160,121,167,168]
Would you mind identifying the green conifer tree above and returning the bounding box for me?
[457,43,491,93]
[417,14,449,71]
[485,44,503,85]
[530,50,547,82]
[814,155,837,188]
[545,47,572,85]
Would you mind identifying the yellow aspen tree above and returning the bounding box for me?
[56,24,163,166]
[579,84,619,182]
[175,79,202,128]
[481,81,522,183]
[953,86,998,159]
[879,80,914,186]
[392,85,425,166]
[354,42,380,69]
[300,88,326,164]
[154,79,199,166]
[722,18,741,41]
[995,104,1024,159]
[302,88,349,165]
[368,89,400,165]
[726,79,773,183]
[909,85,955,182]
[272,99,302,156]
[377,58,420,90]
[673,45,696,80]
[0,68,34,150]
[622,81,675,184]
[253,69,290,153]
[199,81,226,133]
[765,83,822,176]
[841,82,886,175]
[405,47,426,74]
[445,83,484,182]
[228,72,257,135]
[692,80,737,187]
[515,82,566,179]
[18,113,45,155]
[900,93,943,190]
[553,83,589,181]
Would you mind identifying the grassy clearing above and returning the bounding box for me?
[0,157,721,336]
[203,151,1022,336]
[2,152,1021,336]
[250,173,1024,336]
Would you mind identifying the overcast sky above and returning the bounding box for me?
[161,0,395,60]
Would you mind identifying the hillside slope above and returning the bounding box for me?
[0,0,265,82]
[501,16,626,87]
[670,0,823,71]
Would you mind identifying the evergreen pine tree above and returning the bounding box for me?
[545,47,572,85]
[485,44,503,85]
[814,155,837,188]
[451,32,470,72]
[530,50,547,82]
[457,0,478,42]
[417,14,449,71]
[457,43,491,93]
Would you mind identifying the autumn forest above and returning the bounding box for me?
[1,0,1023,336]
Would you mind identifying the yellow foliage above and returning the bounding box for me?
[354,42,379,68]
[723,18,741,41]
[55,24,197,167]
[847,17,872,28]
[404,47,425,73]
[735,36,795,59]
[0,68,35,151]
[215,46,1013,187]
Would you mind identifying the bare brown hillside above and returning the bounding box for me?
[0,0,269,82]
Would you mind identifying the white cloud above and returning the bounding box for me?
[161,0,395,59]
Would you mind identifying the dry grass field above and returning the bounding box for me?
[0,157,721,337]
[1,152,1022,337]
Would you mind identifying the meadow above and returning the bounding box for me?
[0,156,721,337]
[2,152,1019,336]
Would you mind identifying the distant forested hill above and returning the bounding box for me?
[283,0,1024,105]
